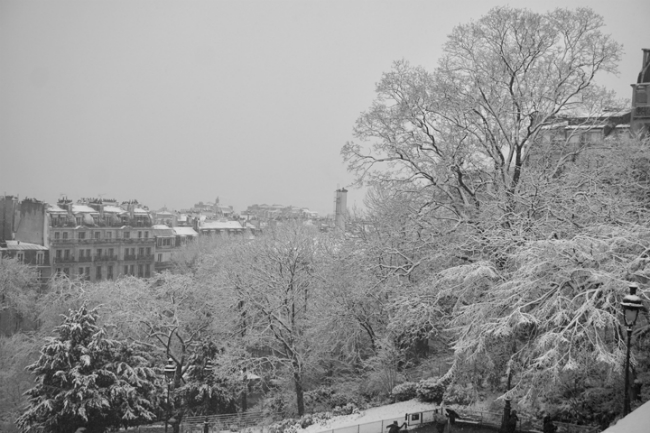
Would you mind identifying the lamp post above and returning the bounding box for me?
[621,283,644,416]
[163,358,176,433]
[204,359,214,417]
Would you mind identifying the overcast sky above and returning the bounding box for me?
[1,0,648,215]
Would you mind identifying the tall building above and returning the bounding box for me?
[334,188,348,232]
[631,48,650,135]
[0,195,19,241]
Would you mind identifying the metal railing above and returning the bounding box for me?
[53,256,76,264]
[95,255,119,262]
[314,414,410,433]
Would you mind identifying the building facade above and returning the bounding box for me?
[47,198,157,281]
[631,48,650,135]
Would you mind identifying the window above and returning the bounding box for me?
[55,232,60,240]
[124,265,129,275]
[108,248,114,258]
[138,247,144,257]
[637,86,648,104]
[62,232,68,240]
[16,252,24,263]
[138,231,142,239]
[96,266,102,280]
[96,248,102,258]
[108,265,113,279]
[124,231,131,239]
[146,247,151,256]
[95,231,101,239]
[64,249,70,259]
[86,249,91,258]
[63,268,70,276]
[138,264,143,277]
[56,250,62,259]
[145,264,150,278]
[144,231,149,239]
[79,231,86,240]
[106,231,112,239]
[56,268,62,276]
[78,267,84,276]
[85,267,90,277]
[129,265,134,275]
[158,253,162,262]
[36,252,44,265]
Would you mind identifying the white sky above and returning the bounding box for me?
[1,0,648,215]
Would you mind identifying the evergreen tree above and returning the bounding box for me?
[17,306,160,433]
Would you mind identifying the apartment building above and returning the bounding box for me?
[48,198,156,281]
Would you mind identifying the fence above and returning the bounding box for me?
[316,415,410,433]
[176,411,276,433]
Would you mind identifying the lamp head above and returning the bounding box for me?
[622,283,645,328]
[164,357,176,378]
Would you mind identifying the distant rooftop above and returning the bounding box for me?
[1,240,48,251]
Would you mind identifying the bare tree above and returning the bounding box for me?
[220,223,321,416]
[342,7,622,229]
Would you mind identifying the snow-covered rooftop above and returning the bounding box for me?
[172,227,198,237]
[103,205,125,214]
[47,204,68,214]
[72,204,98,214]
[200,221,243,230]
[603,399,650,433]
[1,241,48,251]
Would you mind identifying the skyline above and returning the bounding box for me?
[1,0,649,215]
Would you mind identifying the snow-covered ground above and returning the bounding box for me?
[296,400,438,433]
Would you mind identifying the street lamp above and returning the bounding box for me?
[621,283,645,416]
[204,359,214,374]
[204,359,214,416]
[164,358,176,433]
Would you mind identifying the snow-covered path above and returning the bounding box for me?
[296,401,438,433]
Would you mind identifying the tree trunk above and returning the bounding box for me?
[293,367,305,416]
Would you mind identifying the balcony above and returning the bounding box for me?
[53,257,76,264]
[122,238,155,245]
[155,261,173,271]
[50,220,77,228]
[93,238,120,244]
[77,256,93,263]
[138,255,155,262]
[95,255,119,262]
[124,254,137,261]
[51,238,75,244]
